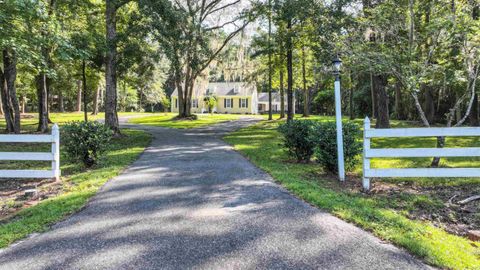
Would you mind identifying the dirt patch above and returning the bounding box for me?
[0,178,63,220]
[308,171,479,239]
[173,115,198,121]
[420,185,480,236]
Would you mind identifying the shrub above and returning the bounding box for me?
[278,120,316,162]
[62,121,113,167]
[310,121,362,173]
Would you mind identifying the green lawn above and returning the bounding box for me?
[129,113,261,128]
[0,112,151,133]
[0,128,151,248]
[224,119,480,270]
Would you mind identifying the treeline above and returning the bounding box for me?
[252,0,479,128]
[1,0,250,135]
[2,0,479,134]
[0,0,173,134]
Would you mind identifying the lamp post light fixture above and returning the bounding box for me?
[332,56,345,182]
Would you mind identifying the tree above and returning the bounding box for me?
[0,0,35,133]
[267,0,273,120]
[35,0,57,133]
[0,49,20,133]
[142,0,252,118]
[105,0,130,135]
[204,95,217,113]
[271,0,317,121]
[345,0,480,166]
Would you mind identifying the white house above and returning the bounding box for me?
[171,82,258,114]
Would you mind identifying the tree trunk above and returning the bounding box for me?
[76,80,82,112]
[267,0,273,120]
[0,89,4,115]
[470,2,479,126]
[174,68,185,117]
[373,74,390,128]
[47,81,53,122]
[36,74,49,133]
[423,85,435,124]
[394,82,404,120]
[21,96,26,114]
[302,46,309,117]
[82,60,88,121]
[286,19,294,121]
[431,136,445,167]
[0,66,14,132]
[42,0,54,126]
[469,93,479,126]
[178,64,192,118]
[349,73,354,120]
[268,85,272,119]
[92,84,100,115]
[59,90,65,112]
[279,67,285,119]
[1,49,20,133]
[185,78,194,116]
[105,0,120,135]
[370,72,376,119]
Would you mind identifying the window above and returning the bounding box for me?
[224,98,233,108]
[192,98,198,108]
[239,98,248,108]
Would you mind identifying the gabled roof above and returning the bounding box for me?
[258,92,287,103]
[171,82,256,97]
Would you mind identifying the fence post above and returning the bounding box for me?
[363,117,371,191]
[51,124,60,181]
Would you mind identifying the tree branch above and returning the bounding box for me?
[453,61,480,127]
[194,22,249,78]
[202,0,241,20]
[204,19,238,31]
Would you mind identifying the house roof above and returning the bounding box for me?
[258,92,287,103]
[171,82,256,97]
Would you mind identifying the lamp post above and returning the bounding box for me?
[333,56,345,181]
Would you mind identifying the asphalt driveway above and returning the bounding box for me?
[0,119,431,269]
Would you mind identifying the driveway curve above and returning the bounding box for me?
[0,119,431,270]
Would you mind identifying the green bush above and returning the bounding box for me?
[278,120,315,162]
[310,121,362,173]
[62,121,113,167]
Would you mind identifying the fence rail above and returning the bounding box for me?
[362,117,480,190]
[0,124,60,180]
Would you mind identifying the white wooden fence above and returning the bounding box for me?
[362,117,480,190]
[0,124,60,180]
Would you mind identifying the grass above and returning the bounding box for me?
[129,112,261,129]
[0,112,151,133]
[0,128,151,248]
[224,119,480,270]
[265,114,480,186]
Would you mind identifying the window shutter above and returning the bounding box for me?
[231,98,234,108]
[224,98,226,108]
[246,99,248,108]
[239,99,241,108]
